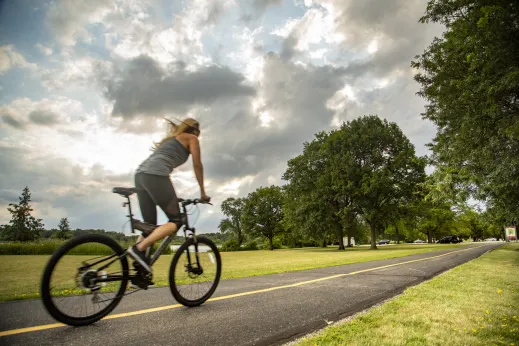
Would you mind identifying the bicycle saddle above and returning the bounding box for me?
[112,187,140,197]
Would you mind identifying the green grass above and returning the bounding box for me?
[294,243,519,346]
[0,243,466,301]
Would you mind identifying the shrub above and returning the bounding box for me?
[219,239,260,252]
[261,238,283,250]
[220,239,240,252]
[243,240,258,251]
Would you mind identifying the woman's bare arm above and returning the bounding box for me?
[189,135,207,197]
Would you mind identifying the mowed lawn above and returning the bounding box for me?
[294,243,519,346]
[0,243,467,301]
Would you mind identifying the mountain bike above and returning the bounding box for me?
[40,187,222,327]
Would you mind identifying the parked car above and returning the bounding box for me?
[484,238,497,242]
[437,235,462,244]
[377,239,390,245]
[413,239,426,243]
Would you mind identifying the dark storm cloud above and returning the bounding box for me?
[28,110,60,126]
[103,55,256,118]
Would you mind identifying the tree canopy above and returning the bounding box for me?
[283,115,426,249]
[242,186,284,250]
[2,187,44,242]
[55,217,71,240]
[325,116,427,249]
[218,197,247,246]
[412,0,519,222]
[283,132,343,248]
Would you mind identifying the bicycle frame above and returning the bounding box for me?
[86,195,202,287]
[122,195,199,267]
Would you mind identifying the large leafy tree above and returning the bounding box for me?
[458,208,487,241]
[381,191,431,244]
[283,132,344,249]
[416,201,458,242]
[422,165,469,213]
[3,187,44,241]
[339,211,369,246]
[412,0,519,220]
[383,219,410,244]
[480,209,506,239]
[242,186,285,250]
[325,116,427,249]
[218,197,247,246]
[455,206,506,241]
[415,170,464,242]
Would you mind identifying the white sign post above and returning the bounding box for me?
[343,237,356,246]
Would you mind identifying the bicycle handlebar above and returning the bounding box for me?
[178,198,213,206]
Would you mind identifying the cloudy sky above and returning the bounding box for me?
[0,0,444,234]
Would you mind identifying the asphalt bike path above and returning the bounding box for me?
[0,243,501,345]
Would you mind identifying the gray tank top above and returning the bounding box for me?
[136,137,190,176]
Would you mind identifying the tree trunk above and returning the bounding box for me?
[336,223,345,250]
[346,212,355,247]
[427,230,433,243]
[370,222,378,250]
[269,234,273,250]
[321,236,327,248]
[346,223,352,247]
[238,231,243,246]
[395,224,400,244]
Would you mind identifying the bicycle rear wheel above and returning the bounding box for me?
[169,236,222,307]
[41,234,129,326]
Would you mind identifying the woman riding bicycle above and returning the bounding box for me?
[128,117,210,273]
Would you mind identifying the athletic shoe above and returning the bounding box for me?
[127,245,152,273]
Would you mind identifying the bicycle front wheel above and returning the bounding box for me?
[169,236,222,307]
[41,234,129,326]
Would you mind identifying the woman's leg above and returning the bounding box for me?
[136,223,177,251]
[135,174,181,251]
[134,173,157,244]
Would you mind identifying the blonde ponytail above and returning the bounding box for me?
[152,117,199,151]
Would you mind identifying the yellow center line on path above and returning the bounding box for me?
[0,244,486,338]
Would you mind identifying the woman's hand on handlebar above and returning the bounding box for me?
[201,194,211,203]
